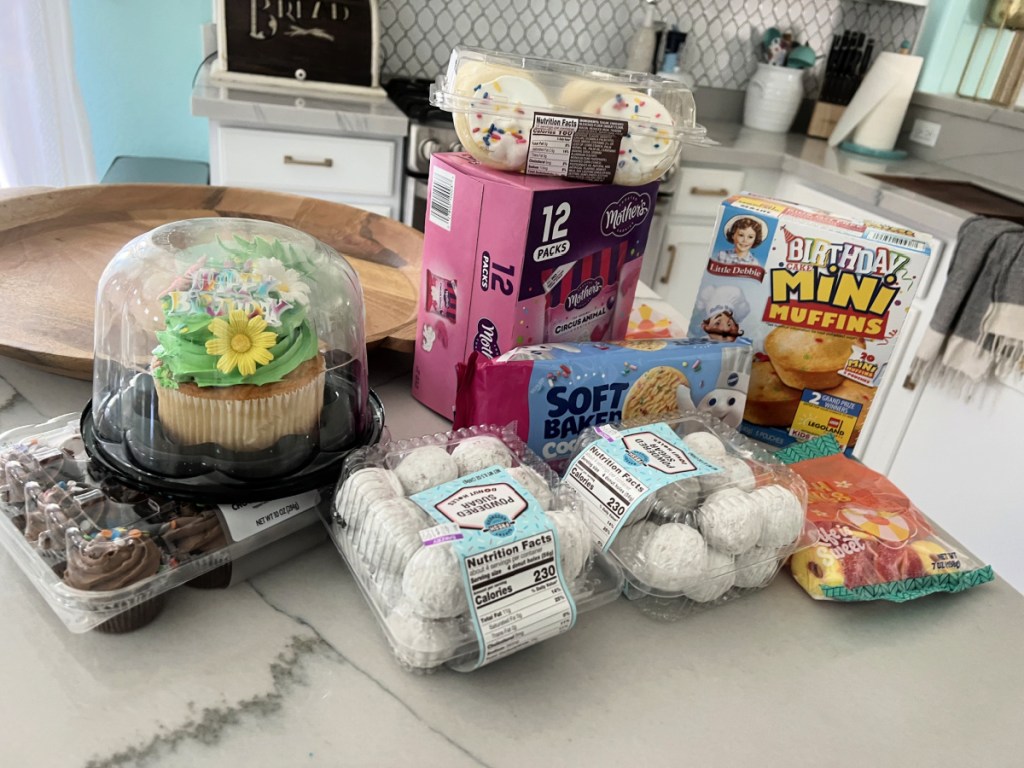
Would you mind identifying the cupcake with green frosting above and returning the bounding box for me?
[151,235,326,452]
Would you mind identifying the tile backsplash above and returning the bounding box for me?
[379,0,924,96]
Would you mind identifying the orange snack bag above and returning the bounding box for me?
[786,453,993,602]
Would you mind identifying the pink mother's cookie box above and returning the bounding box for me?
[413,152,659,418]
[687,194,932,454]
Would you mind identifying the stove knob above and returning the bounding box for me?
[419,139,441,162]
[449,141,463,153]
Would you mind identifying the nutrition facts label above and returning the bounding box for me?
[411,465,577,670]
[564,424,722,551]
[464,532,575,667]
[526,113,627,184]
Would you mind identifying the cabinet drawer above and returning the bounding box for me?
[671,167,746,217]
[216,126,395,197]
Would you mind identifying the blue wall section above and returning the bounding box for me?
[70,0,212,179]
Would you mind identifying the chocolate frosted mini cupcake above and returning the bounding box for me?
[160,507,232,589]
[61,527,164,633]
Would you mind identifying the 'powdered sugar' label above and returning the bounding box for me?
[564,423,721,551]
[411,465,576,670]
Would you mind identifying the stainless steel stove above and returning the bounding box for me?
[384,77,461,229]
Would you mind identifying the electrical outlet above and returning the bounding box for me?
[909,119,941,147]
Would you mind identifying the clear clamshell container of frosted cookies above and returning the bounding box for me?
[0,414,341,633]
[429,45,710,185]
[326,426,624,673]
[562,412,809,617]
[83,217,384,501]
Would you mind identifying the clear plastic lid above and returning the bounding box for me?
[0,415,331,633]
[430,45,711,185]
[326,425,623,672]
[563,412,809,617]
[86,218,378,499]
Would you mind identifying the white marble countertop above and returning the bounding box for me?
[191,61,409,138]
[683,120,1024,240]
[2,349,1024,767]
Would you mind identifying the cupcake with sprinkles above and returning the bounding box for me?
[151,234,326,453]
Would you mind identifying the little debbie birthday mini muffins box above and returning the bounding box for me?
[413,152,658,417]
[687,194,931,454]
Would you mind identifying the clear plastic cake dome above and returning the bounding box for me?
[84,218,383,500]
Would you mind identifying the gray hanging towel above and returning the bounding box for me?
[906,215,1024,396]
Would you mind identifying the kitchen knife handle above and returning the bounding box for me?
[284,155,334,168]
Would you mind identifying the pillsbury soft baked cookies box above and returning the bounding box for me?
[687,194,931,453]
[413,152,658,417]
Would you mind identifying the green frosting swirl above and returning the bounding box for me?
[154,307,317,387]
[151,237,320,388]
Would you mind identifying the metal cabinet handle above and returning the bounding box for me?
[659,244,677,284]
[283,154,333,168]
[690,186,730,196]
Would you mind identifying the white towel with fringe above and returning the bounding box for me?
[906,215,1024,397]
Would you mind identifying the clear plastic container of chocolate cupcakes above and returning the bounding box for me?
[83,218,384,501]
[562,412,809,620]
[0,414,334,633]
[430,45,711,185]
[325,425,624,673]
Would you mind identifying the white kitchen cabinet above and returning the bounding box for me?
[654,222,712,322]
[208,123,404,219]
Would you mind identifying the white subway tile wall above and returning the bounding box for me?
[378,0,923,96]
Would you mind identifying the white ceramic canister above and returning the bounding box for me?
[743,63,804,133]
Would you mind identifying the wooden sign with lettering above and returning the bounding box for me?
[212,0,383,96]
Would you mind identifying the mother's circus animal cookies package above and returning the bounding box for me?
[687,194,931,454]
[454,339,751,464]
[412,152,658,418]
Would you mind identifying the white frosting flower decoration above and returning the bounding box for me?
[253,257,311,305]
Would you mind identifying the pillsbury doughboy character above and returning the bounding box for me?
[676,345,751,428]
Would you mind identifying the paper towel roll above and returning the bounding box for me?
[828,52,923,152]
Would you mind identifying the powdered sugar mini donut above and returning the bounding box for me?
[506,465,554,510]
[733,546,781,589]
[637,522,707,593]
[698,456,756,495]
[697,488,762,555]
[547,508,590,582]
[385,600,469,671]
[450,436,514,475]
[753,484,805,549]
[682,431,728,462]
[453,65,552,171]
[402,544,468,619]
[651,477,701,521]
[357,497,433,576]
[334,467,402,530]
[682,547,736,602]
[612,519,658,569]
[394,446,459,495]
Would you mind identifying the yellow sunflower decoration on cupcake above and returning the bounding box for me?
[205,309,278,376]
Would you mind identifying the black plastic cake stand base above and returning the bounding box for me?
[81,390,386,504]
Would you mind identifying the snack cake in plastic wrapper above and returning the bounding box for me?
[455,339,752,465]
[687,194,933,454]
[325,425,623,672]
[776,436,994,602]
[0,415,330,633]
[560,411,809,620]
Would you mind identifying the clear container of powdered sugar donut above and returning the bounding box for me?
[429,45,711,185]
[561,412,809,618]
[325,425,623,672]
